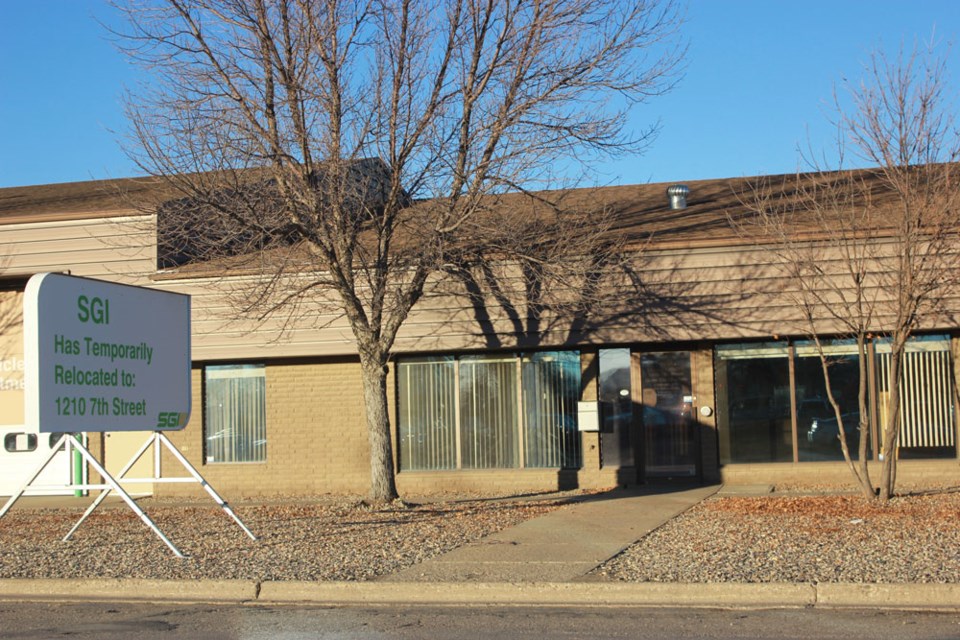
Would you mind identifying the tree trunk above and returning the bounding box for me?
[855,336,875,499]
[359,354,399,503]
[879,346,903,501]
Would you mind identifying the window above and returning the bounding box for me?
[397,357,457,470]
[715,343,792,463]
[876,337,956,458]
[398,351,581,471]
[460,355,519,469]
[204,364,266,463]
[4,432,37,453]
[522,352,581,469]
[598,348,633,468]
[715,336,957,464]
[794,341,863,462]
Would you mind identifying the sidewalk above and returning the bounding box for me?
[1,485,959,610]
[385,484,719,583]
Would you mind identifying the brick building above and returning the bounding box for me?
[1,169,958,498]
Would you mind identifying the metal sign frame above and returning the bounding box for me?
[0,431,256,557]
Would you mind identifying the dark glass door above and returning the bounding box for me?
[639,351,698,478]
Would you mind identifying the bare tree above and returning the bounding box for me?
[739,169,884,500]
[114,0,684,501]
[741,43,960,501]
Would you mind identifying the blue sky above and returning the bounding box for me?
[1,1,958,188]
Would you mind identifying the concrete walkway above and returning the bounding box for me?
[386,484,719,583]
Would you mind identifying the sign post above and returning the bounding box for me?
[0,274,255,557]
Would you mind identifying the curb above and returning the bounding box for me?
[257,581,816,608]
[0,578,257,603]
[1,579,958,610]
[816,583,960,610]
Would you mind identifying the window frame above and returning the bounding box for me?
[203,363,267,464]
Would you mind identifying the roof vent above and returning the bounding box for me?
[667,184,689,210]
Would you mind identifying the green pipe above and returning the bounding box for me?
[72,433,83,497]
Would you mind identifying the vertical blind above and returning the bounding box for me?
[876,341,956,449]
[460,356,519,469]
[397,351,581,471]
[398,357,457,470]
[522,352,581,468]
[205,364,266,463]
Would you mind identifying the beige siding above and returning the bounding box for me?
[3,209,958,498]
[0,291,24,426]
[143,236,960,362]
[0,216,156,283]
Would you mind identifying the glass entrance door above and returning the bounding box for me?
[639,351,698,478]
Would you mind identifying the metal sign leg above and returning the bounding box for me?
[63,433,159,542]
[0,434,70,520]
[157,432,257,541]
[63,437,184,557]
[2,431,256,558]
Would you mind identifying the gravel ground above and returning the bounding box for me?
[0,496,567,581]
[3,489,959,584]
[596,491,960,584]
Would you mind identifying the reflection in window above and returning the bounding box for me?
[204,364,266,463]
[599,349,633,468]
[641,351,696,476]
[715,343,792,463]
[794,342,863,462]
[716,336,956,464]
[522,352,581,469]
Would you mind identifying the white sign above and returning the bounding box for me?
[577,401,600,432]
[24,274,191,432]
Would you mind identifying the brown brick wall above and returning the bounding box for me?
[157,360,371,498]
[153,355,624,500]
[692,348,720,483]
[396,468,621,496]
[720,459,960,487]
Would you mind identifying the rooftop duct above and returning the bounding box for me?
[667,184,690,210]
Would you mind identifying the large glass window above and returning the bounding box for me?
[715,343,792,463]
[640,351,697,477]
[716,336,957,464]
[397,351,581,471]
[794,342,863,462]
[204,364,266,463]
[598,349,633,468]
[522,352,581,469]
[460,355,519,469]
[397,357,457,470]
